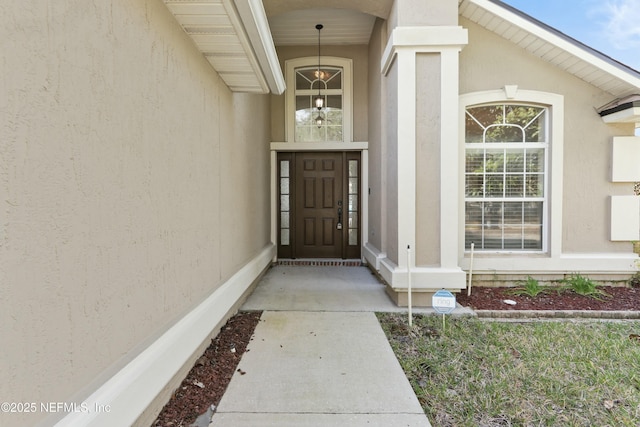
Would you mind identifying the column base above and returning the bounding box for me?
[366,255,466,307]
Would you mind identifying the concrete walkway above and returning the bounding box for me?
[210,264,471,426]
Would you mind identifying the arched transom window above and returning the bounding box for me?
[285,57,352,143]
[294,66,343,142]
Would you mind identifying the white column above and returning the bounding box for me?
[381,26,468,290]
[440,48,461,268]
[396,48,417,269]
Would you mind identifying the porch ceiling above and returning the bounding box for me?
[268,8,377,46]
[460,0,640,98]
[262,0,393,20]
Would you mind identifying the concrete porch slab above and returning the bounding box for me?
[241,264,475,315]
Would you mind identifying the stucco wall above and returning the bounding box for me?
[270,45,369,142]
[459,18,634,254]
[415,53,442,266]
[393,0,458,26]
[0,1,271,426]
[367,19,386,252]
[385,60,399,265]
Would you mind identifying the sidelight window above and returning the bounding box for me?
[279,159,291,246]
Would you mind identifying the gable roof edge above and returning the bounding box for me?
[463,0,640,96]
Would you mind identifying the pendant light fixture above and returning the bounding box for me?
[314,24,324,127]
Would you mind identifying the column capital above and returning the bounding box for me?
[381,26,468,75]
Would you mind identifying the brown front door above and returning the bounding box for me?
[295,152,343,258]
[277,152,360,259]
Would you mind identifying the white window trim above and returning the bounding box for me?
[285,57,353,143]
[459,89,564,259]
[464,105,548,253]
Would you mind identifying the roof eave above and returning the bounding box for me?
[462,0,640,97]
[163,0,285,95]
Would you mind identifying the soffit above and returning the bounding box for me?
[460,0,640,98]
[163,0,274,93]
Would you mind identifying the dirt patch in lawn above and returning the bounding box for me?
[151,311,261,427]
[457,286,640,311]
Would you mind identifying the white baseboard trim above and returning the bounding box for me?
[459,252,639,273]
[54,245,275,427]
[363,242,386,270]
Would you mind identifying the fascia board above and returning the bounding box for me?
[233,0,286,94]
[222,0,270,93]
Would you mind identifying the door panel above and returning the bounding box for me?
[304,178,315,207]
[295,152,343,258]
[322,178,334,207]
[277,151,360,259]
[304,218,316,245]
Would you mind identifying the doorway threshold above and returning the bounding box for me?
[277,259,363,267]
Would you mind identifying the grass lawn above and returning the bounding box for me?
[377,314,640,427]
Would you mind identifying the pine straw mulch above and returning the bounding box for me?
[151,311,261,427]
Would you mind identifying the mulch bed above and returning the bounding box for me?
[151,311,262,427]
[457,286,640,311]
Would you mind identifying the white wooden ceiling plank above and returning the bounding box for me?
[476,10,494,27]
[493,20,512,36]
[483,15,503,32]
[532,43,555,57]
[508,29,529,45]
[565,60,590,75]
[164,3,226,16]
[518,34,538,49]
[207,55,252,68]
[468,5,486,22]
[172,14,230,26]
[541,48,568,62]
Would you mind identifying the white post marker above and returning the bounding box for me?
[432,289,456,331]
[467,242,475,296]
[407,245,412,327]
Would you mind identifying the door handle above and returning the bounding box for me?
[337,203,343,230]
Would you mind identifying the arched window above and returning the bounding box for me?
[464,103,548,251]
[294,66,343,142]
[285,57,352,143]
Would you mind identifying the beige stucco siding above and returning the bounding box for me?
[220,91,272,279]
[385,60,400,265]
[367,19,386,251]
[415,53,442,266]
[459,18,634,254]
[388,0,457,28]
[0,1,271,426]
